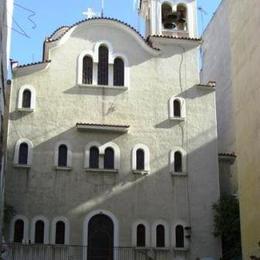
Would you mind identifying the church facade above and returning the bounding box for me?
[5,0,221,259]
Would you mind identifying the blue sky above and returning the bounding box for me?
[11,0,221,64]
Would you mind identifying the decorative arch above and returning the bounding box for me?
[17,85,36,110]
[77,50,94,85]
[51,216,70,245]
[31,216,49,244]
[54,141,72,168]
[172,221,189,249]
[132,220,150,247]
[169,147,187,174]
[93,41,114,64]
[112,53,129,87]
[152,220,170,248]
[100,142,120,170]
[132,144,150,172]
[168,96,186,120]
[13,138,33,166]
[10,215,29,243]
[84,142,101,169]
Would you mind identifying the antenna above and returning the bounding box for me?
[101,0,104,17]
[198,6,208,35]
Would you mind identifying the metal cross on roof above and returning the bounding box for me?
[83,8,97,19]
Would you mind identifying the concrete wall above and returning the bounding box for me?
[6,18,220,259]
[201,0,260,258]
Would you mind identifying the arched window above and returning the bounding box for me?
[137,224,146,247]
[14,219,24,243]
[22,90,31,108]
[136,149,145,170]
[176,4,188,31]
[174,151,182,172]
[161,3,175,29]
[104,147,114,169]
[82,56,93,84]
[35,220,45,244]
[156,225,165,248]
[89,147,99,169]
[55,221,65,244]
[58,145,68,167]
[175,225,184,248]
[113,58,124,86]
[173,99,181,117]
[18,143,28,165]
[98,45,109,85]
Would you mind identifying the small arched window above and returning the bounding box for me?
[173,100,181,117]
[89,147,99,169]
[156,225,165,248]
[175,225,184,248]
[162,3,174,29]
[104,147,114,169]
[55,221,65,244]
[22,90,31,108]
[14,219,24,243]
[174,151,182,172]
[82,56,93,84]
[98,45,109,85]
[137,224,146,247]
[35,220,45,244]
[113,58,124,86]
[58,145,68,167]
[176,4,188,31]
[18,143,28,165]
[136,149,145,170]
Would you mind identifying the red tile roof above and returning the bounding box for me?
[149,35,202,42]
[16,60,51,69]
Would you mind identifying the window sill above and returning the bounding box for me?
[134,247,149,250]
[173,247,189,252]
[153,247,170,251]
[55,166,72,171]
[170,172,187,177]
[13,164,31,168]
[169,117,185,122]
[17,108,34,112]
[132,170,149,175]
[85,168,119,174]
[78,83,128,90]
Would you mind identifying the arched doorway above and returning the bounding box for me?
[87,214,114,260]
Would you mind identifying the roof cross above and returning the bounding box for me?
[83,8,97,19]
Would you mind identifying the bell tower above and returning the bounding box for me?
[139,0,197,38]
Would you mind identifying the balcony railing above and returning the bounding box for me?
[1,244,178,260]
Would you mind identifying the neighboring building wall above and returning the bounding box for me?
[201,0,260,258]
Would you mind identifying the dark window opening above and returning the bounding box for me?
[175,225,184,248]
[176,4,188,31]
[55,221,65,244]
[18,143,28,165]
[162,3,175,29]
[136,149,145,170]
[104,147,114,169]
[22,90,31,108]
[98,45,109,85]
[35,220,44,244]
[174,151,182,172]
[58,145,68,167]
[137,224,146,247]
[89,147,99,169]
[173,100,181,117]
[113,58,124,86]
[83,56,93,84]
[156,225,165,247]
[14,219,24,243]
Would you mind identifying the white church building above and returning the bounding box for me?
[5,0,221,259]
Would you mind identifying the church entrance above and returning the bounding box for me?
[87,214,114,260]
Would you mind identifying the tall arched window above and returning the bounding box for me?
[89,147,99,169]
[104,147,114,169]
[174,151,182,172]
[83,56,93,84]
[113,58,124,86]
[175,225,184,248]
[98,45,109,85]
[137,224,146,247]
[35,220,45,244]
[162,3,174,29]
[55,221,65,244]
[58,145,68,167]
[136,149,145,170]
[22,90,31,108]
[156,225,165,248]
[176,4,188,31]
[18,143,28,165]
[173,100,181,117]
[14,219,24,243]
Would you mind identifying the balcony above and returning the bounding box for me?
[2,244,180,260]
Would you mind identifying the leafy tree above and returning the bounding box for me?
[212,195,242,260]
